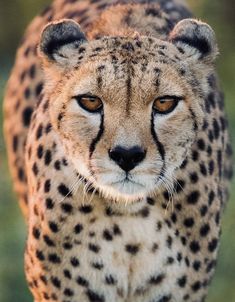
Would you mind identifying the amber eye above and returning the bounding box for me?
[75,95,103,113]
[153,96,181,114]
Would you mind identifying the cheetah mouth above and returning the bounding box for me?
[94,175,152,203]
[110,176,145,188]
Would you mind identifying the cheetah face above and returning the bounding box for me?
[40,19,217,203]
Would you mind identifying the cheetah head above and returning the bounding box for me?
[39,18,218,203]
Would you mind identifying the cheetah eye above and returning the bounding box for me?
[74,94,103,113]
[153,95,183,114]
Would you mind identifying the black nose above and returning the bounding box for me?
[109,146,146,172]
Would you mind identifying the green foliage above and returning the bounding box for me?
[0,1,234,301]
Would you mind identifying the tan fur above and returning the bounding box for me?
[3,1,233,302]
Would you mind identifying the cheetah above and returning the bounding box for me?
[3,0,233,301]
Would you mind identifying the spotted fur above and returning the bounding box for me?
[3,0,233,302]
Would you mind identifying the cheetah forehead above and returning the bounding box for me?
[68,36,179,65]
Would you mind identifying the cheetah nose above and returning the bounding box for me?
[109,146,146,172]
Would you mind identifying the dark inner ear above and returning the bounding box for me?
[169,19,218,61]
[171,32,211,57]
[40,19,87,61]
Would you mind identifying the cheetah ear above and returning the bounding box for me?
[39,19,87,67]
[169,19,218,63]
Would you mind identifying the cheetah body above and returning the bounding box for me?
[3,1,233,302]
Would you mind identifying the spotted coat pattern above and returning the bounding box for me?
[3,0,233,302]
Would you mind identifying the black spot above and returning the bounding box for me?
[54,160,61,170]
[177,252,182,262]
[36,124,43,140]
[29,64,36,79]
[125,244,139,255]
[105,275,117,285]
[86,289,104,302]
[200,162,207,176]
[49,221,59,233]
[149,273,165,285]
[18,167,25,181]
[45,198,54,209]
[174,179,185,193]
[187,191,200,204]
[91,262,104,270]
[193,260,201,271]
[178,275,187,287]
[166,236,173,249]
[200,205,208,217]
[171,213,177,223]
[24,87,31,99]
[43,100,49,112]
[79,205,93,214]
[63,269,71,279]
[43,235,55,247]
[36,250,45,261]
[61,203,73,213]
[103,229,113,241]
[35,82,43,96]
[189,241,200,254]
[51,276,61,288]
[208,238,218,252]
[70,257,80,267]
[192,150,199,161]
[113,224,122,236]
[88,243,100,253]
[139,207,150,218]
[191,281,201,292]
[44,150,52,165]
[185,257,190,267]
[166,257,174,265]
[45,123,52,133]
[63,242,73,250]
[32,227,40,239]
[62,158,68,166]
[180,158,188,169]
[181,237,187,246]
[208,190,215,205]
[58,184,72,197]
[206,260,216,273]
[76,275,89,287]
[12,135,18,152]
[184,217,194,228]
[152,243,159,253]
[213,119,220,139]
[64,288,74,297]
[22,107,33,127]
[200,224,210,237]
[44,179,51,193]
[208,130,214,143]
[32,163,39,176]
[40,275,47,285]
[208,160,214,175]
[48,253,61,264]
[147,197,155,206]
[74,223,83,234]
[197,139,205,151]
[175,203,182,211]
[156,221,162,231]
[157,295,171,302]
[37,145,44,159]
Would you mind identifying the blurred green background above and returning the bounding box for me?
[0,0,234,301]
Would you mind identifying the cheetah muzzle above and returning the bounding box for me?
[3,1,233,302]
